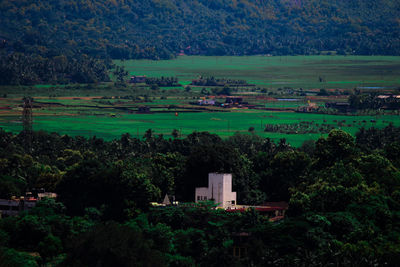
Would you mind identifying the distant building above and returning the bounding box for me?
[195,173,237,209]
[194,173,288,224]
[0,198,36,218]
[38,192,57,200]
[130,75,147,83]
[0,190,57,218]
[198,99,215,105]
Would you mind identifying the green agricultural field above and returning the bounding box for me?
[117,55,400,90]
[1,106,399,146]
[1,56,400,146]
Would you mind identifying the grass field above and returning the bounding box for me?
[1,100,399,146]
[116,55,400,90]
[1,56,400,146]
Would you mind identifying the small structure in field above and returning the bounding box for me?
[297,101,318,112]
[197,99,216,106]
[130,75,147,83]
[195,173,237,209]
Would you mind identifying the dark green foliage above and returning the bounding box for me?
[38,234,63,261]
[211,85,232,96]
[315,129,357,168]
[264,121,335,134]
[0,247,39,267]
[260,150,311,201]
[56,159,160,220]
[146,77,179,87]
[113,66,128,84]
[192,77,249,87]
[2,127,400,265]
[349,93,400,110]
[0,52,110,85]
[1,0,398,59]
[356,123,400,151]
[0,175,26,199]
[62,222,166,267]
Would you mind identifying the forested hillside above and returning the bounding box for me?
[1,0,399,84]
[1,0,399,58]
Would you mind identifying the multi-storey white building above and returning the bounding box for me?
[195,173,237,209]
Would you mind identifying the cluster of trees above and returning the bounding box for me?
[349,92,400,110]
[264,121,335,134]
[0,53,111,85]
[318,88,350,96]
[146,77,180,87]
[1,125,400,265]
[192,76,249,87]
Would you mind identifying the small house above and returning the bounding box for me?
[198,99,215,106]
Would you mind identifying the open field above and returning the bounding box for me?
[1,95,399,147]
[117,55,400,90]
[1,56,400,146]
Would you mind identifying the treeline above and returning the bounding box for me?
[1,125,400,265]
[264,121,335,134]
[192,76,249,87]
[0,53,111,85]
[146,77,180,87]
[349,92,400,110]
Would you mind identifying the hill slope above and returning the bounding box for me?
[0,0,399,84]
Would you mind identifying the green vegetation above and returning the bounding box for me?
[1,0,399,60]
[1,102,399,147]
[264,121,335,134]
[1,0,399,85]
[1,0,400,265]
[2,126,400,265]
[0,53,111,85]
[117,56,400,89]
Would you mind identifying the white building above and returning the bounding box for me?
[195,173,237,209]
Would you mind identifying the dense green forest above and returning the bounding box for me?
[1,126,400,265]
[1,0,400,84]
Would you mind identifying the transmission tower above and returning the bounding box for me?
[22,97,33,150]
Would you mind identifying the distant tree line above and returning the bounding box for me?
[264,121,335,134]
[0,52,111,85]
[192,76,249,87]
[349,92,400,110]
[146,77,180,87]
